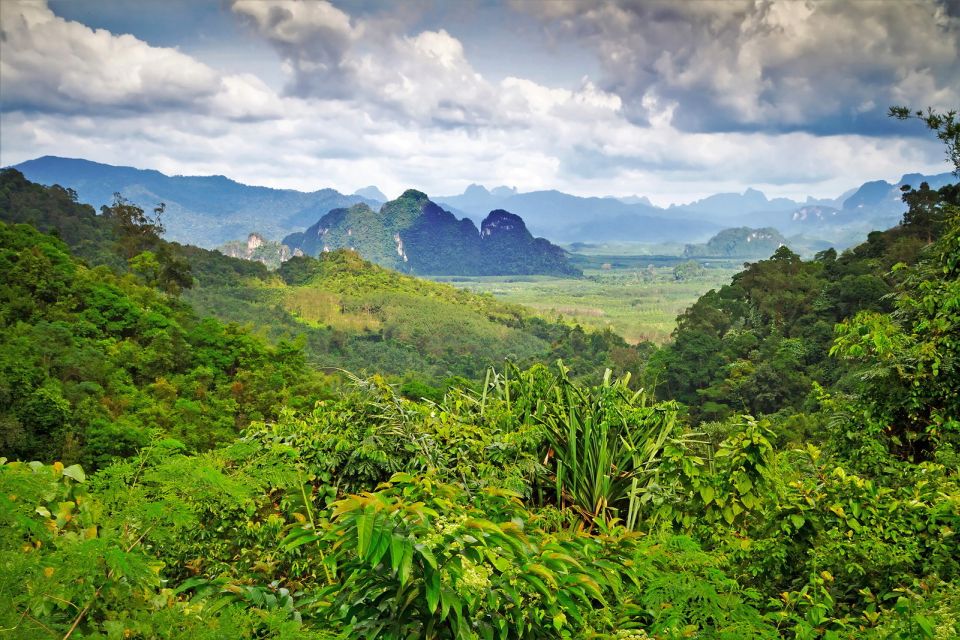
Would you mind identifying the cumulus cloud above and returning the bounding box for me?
[0,0,281,119]
[0,0,951,208]
[232,0,503,126]
[230,0,360,97]
[514,0,960,135]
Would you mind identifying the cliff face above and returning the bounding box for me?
[478,210,580,276]
[217,233,298,269]
[284,193,580,276]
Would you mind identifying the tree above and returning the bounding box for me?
[673,259,705,281]
[100,194,165,259]
[890,106,960,176]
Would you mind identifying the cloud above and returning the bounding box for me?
[514,0,960,135]
[0,0,281,119]
[230,0,359,98]
[0,0,951,211]
[232,0,503,127]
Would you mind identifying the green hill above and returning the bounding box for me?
[0,169,643,395]
[185,247,632,385]
[283,189,580,276]
[682,226,789,258]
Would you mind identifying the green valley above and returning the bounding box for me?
[431,263,740,344]
[1,110,958,640]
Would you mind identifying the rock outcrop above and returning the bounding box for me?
[284,191,580,276]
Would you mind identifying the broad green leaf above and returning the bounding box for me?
[62,464,86,483]
[425,570,441,613]
[699,485,715,505]
[357,511,375,557]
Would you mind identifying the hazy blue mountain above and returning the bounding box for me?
[11,156,376,247]
[616,195,654,206]
[783,171,956,235]
[841,172,954,214]
[438,186,714,242]
[284,190,579,276]
[670,188,801,221]
[353,185,388,202]
[437,184,507,219]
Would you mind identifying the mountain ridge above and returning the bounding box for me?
[10,156,378,247]
[283,190,580,276]
[10,155,954,250]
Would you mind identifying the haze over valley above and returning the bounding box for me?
[12,155,954,259]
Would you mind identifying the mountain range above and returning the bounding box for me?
[283,190,580,276]
[9,156,955,252]
[436,185,721,243]
[10,156,379,246]
[438,174,953,245]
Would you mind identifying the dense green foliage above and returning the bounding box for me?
[2,351,957,637]
[652,180,959,424]
[1,112,958,639]
[0,221,320,469]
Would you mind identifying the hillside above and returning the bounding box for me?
[3,125,960,638]
[11,156,378,247]
[283,189,581,276]
[0,169,637,388]
[0,184,321,470]
[682,226,789,258]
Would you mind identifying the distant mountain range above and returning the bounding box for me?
[10,156,379,246]
[438,173,954,245]
[283,190,580,276]
[436,185,721,243]
[353,185,388,201]
[9,155,955,252]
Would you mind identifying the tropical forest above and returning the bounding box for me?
[1,105,957,637]
[2,1,960,638]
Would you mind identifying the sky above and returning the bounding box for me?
[1,0,958,206]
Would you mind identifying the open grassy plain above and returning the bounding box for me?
[432,254,742,343]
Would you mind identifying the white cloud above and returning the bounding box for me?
[0,0,281,119]
[515,0,960,133]
[0,0,952,214]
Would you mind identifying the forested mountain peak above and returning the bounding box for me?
[682,226,789,258]
[284,190,579,276]
[481,209,526,236]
